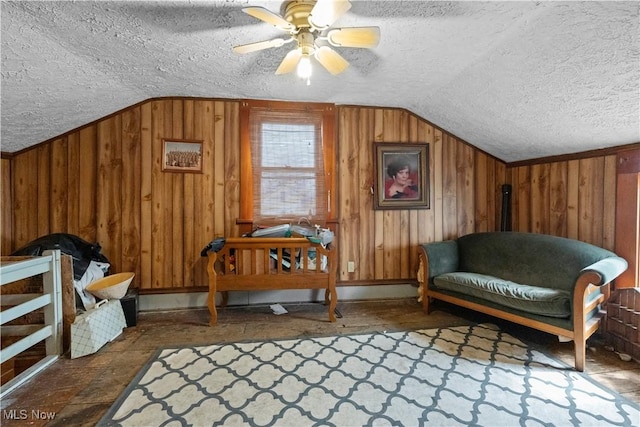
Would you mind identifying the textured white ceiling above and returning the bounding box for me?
[1,1,638,162]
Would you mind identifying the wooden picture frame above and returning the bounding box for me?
[162,139,203,173]
[374,143,430,210]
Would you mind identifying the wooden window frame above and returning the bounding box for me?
[615,148,640,288]
[238,100,337,235]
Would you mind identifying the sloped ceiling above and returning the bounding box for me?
[1,1,638,162]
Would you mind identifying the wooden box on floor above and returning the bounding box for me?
[606,288,640,363]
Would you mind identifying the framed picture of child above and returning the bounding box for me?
[374,143,430,210]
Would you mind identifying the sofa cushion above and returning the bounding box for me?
[433,272,571,318]
[456,232,618,292]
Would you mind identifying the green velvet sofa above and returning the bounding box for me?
[417,232,628,371]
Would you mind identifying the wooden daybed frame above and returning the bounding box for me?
[206,237,337,326]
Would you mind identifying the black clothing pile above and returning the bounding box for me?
[11,233,110,280]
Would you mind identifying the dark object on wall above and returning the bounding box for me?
[120,288,139,327]
[11,233,110,280]
[500,184,512,232]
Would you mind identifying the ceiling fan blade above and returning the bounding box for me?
[276,49,303,75]
[308,0,352,29]
[243,6,295,31]
[327,27,381,48]
[315,46,349,75]
[233,38,286,54]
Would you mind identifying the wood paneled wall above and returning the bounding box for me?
[0,97,623,291]
[508,156,617,250]
[5,99,240,291]
[337,107,505,282]
[1,158,12,255]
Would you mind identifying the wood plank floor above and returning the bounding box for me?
[1,298,638,426]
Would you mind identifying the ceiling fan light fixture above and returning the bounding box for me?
[297,54,312,84]
[234,0,378,80]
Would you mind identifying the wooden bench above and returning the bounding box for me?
[206,237,337,325]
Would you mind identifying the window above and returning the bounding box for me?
[239,100,337,232]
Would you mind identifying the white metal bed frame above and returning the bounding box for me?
[1,249,63,398]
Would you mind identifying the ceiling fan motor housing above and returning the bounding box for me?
[297,30,315,55]
[284,1,315,30]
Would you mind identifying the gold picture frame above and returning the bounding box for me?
[374,143,430,210]
[161,139,203,173]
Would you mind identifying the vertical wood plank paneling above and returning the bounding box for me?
[224,101,241,239]
[191,100,206,286]
[418,121,435,245]
[486,156,498,231]
[171,100,184,287]
[37,144,51,237]
[508,167,519,231]
[96,115,123,274]
[549,161,568,237]
[380,111,396,279]
[213,101,226,239]
[407,116,424,273]
[182,99,196,287]
[397,111,409,277]
[358,108,375,280]
[475,152,489,232]
[578,158,596,244]
[442,135,457,239]
[507,155,615,251]
[121,106,142,280]
[566,159,580,239]
[433,130,444,242]
[5,99,623,291]
[161,101,174,287]
[66,133,80,235]
[602,155,617,250]
[591,156,605,247]
[493,160,506,230]
[503,167,515,230]
[196,100,216,286]
[530,163,549,234]
[1,159,12,254]
[338,107,358,278]
[416,120,434,252]
[78,126,97,242]
[50,137,69,233]
[456,141,474,235]
[397,110,411,278]
[150,100,164,288]
[373,108,385,279]
[140,102,153,288]
[517,166,531,232]
[12,150,38,248]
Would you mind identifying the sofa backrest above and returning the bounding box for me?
[456,232,618,291]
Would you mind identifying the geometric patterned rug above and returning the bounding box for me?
[97,323,639,426]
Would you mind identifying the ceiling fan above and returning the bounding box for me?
[233,0,380,83]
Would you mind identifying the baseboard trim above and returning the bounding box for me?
[139,283,419,312]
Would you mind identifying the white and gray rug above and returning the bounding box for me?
[98,324,639,426]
